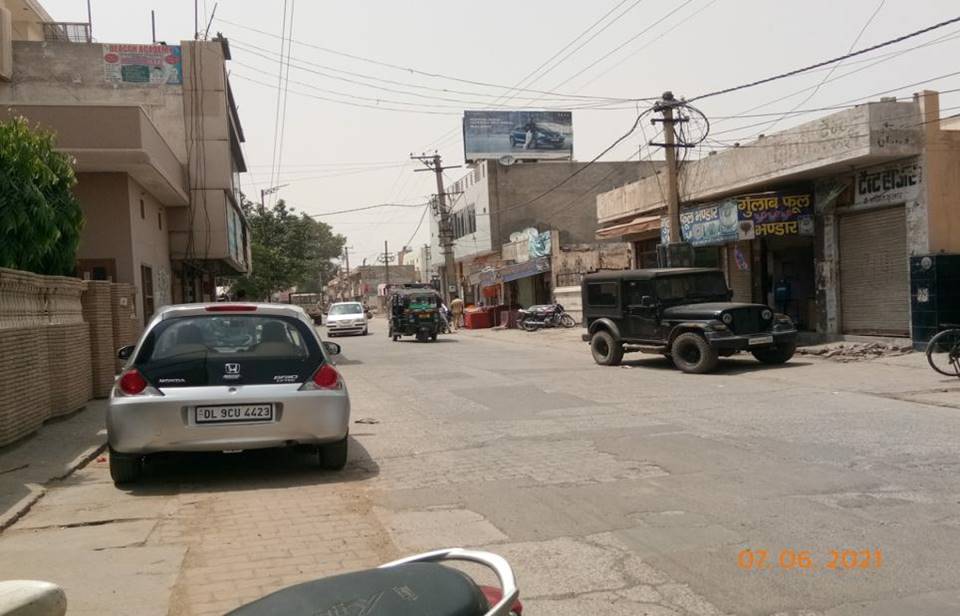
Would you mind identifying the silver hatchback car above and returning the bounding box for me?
[107,303,350,484]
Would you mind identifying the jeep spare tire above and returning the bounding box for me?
[670,332,719,374]
[591,330,623,366]
[752,341,796,365]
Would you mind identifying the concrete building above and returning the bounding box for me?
[595,91,960,345]
[0,0,250,323]
[431,159,658,307]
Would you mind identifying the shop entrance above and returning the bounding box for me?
[761,236,816,330]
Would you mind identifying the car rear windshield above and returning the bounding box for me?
[135,314,321,388]
[329,304,362,315]
[655,274,729,302]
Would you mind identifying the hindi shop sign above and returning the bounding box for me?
[103,44,183,85]
[670,191,814,247]
[854,160,922,206]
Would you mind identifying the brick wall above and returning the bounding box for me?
[0,268,92,446]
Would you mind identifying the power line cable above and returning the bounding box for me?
[306,202,430,217]
[273,0,296,205]
[267,0,290,202]
[740,0,886,136]
[218,17,645,102]
[506,0,648,106]
[571,0,720,94]
[688,14,960,102]
[404,204,431,249]
[546,0,696,96]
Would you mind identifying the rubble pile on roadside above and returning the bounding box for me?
[798,341,914,362]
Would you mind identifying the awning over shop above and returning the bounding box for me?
[595,215,660,240]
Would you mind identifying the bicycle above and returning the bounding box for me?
[926,324,960,377]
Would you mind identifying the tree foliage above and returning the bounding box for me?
[231,198,345,300]
[0,116,84,275]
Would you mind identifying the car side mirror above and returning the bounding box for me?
[322,341,342,356]
[727,290,734,301]
[639,295,654,307]
[117,345,135,360]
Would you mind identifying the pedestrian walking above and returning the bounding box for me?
[450,296,464,330]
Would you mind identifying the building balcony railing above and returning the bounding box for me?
[42,22,92,44]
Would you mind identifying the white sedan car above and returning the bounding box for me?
[325,301,369,336]
[107,303,350,484]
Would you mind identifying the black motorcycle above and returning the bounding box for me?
[518,304,576,331]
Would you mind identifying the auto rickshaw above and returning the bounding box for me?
[388,288,443,342]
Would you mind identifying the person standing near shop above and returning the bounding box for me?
[450,296,464,330]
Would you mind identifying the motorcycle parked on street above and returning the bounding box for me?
[0,549,521,616]
[518,303,576,331]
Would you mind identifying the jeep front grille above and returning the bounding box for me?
[727,308,768,335]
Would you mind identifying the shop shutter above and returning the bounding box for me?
[838,206,909,336]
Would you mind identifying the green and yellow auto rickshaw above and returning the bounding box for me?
[388,288,443,342]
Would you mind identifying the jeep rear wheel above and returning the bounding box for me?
[670,332,719,374]
[752,341,796,365]
[591,330,623,366]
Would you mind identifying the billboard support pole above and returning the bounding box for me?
[412,153,461,305]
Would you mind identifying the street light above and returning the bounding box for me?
[260,184,288,208]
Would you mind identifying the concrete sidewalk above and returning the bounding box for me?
[0,400,107,530]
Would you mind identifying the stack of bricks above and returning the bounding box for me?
[82,281,116,398]
[111,283,140,374]
[0,268,91,447]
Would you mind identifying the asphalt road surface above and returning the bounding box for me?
[2,320,960,615]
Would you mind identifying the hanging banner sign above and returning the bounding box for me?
[103,44,183,85]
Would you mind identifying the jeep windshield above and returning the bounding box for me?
[655,273,729,304]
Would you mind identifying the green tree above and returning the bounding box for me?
[0,116,84,275]
[231,198,345,300]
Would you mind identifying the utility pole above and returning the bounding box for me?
[412,153,461,304]
[383,240,390,286]
[260,183,288,209]
[651,91,693,267]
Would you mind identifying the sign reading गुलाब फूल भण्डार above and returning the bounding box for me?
[661,191,815,247]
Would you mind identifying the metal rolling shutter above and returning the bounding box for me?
[839,206,909,336]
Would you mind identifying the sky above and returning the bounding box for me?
[44,0,960,267]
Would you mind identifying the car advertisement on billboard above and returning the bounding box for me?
[463,110,573,162]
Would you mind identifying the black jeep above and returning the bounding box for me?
[581,268,797,373]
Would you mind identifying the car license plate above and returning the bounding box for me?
[195,404,274,424]
[748,335,774,346]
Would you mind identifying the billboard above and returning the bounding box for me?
[463,110,572,162]
[103,44,183,85]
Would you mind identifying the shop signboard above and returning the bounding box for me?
[501,256,551,283]
[463,111,573,162]
[664,191,814,246]
[103,44,183,84]
[854,160,922,206]
[734,192,814,239]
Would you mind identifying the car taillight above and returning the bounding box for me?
[301,364,342,391]
[119,369,148,395]
[205,304,258,312]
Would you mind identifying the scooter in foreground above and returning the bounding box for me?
[0,549,521,616]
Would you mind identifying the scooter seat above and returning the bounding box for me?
[227,562,489,616]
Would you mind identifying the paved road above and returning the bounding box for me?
[2,320,960,615]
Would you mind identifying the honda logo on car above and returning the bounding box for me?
[224,363,241,380]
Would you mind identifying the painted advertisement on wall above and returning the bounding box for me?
[853,160,922,206]
[103,44,183,85]
[661,191,815,246]
[463,110,572,162]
